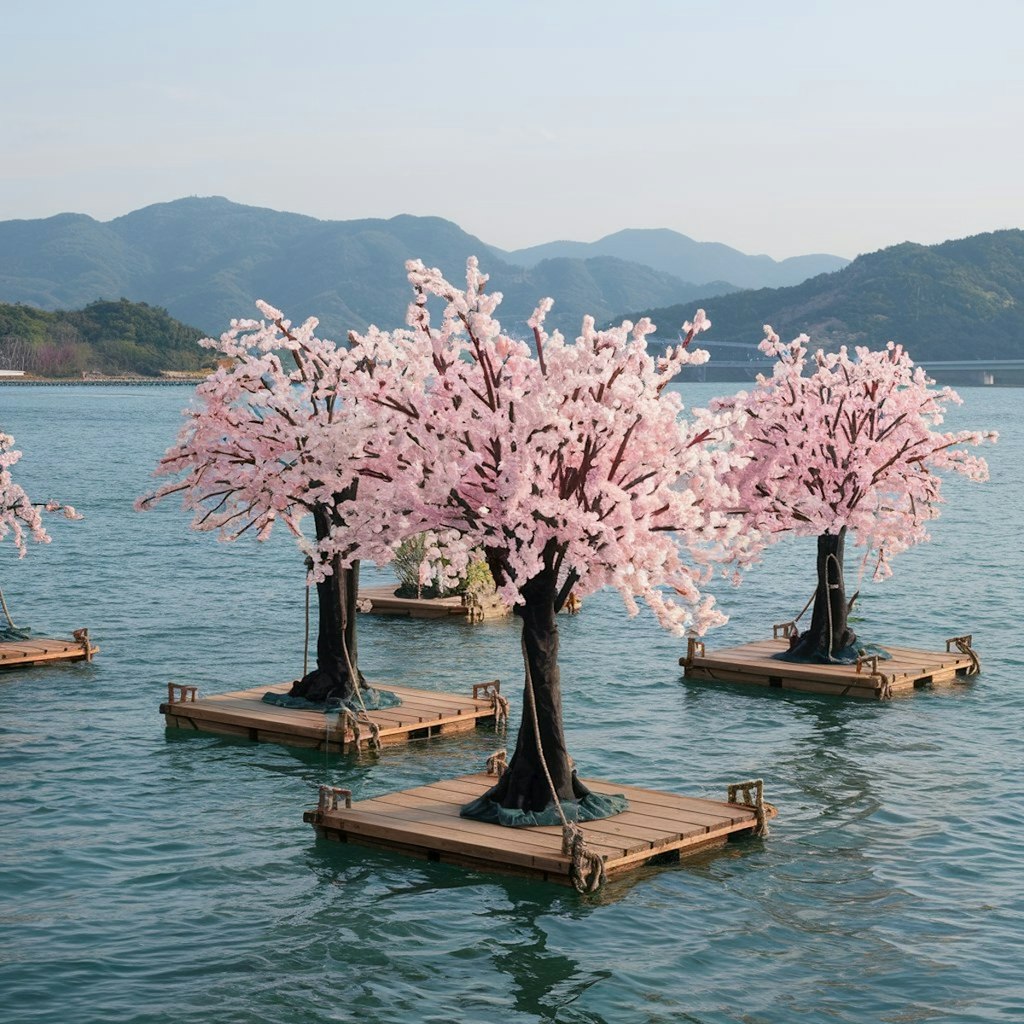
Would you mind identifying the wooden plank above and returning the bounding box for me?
[160,680,499,751]
[375,781,706,848]
[358,586,510,622]
[686,665,886,700]
[683,637,976,699]
[0,634,98,668]
[322,809,571,873]
[306,772,769,885]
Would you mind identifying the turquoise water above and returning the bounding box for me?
[1,385,1021,1024]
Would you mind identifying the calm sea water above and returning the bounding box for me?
[1,384,1021,1024]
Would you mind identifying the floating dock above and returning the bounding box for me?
[304,771,773,887]
[681,634,980,699]
[0,630,97,670]
[358,585,510,623]
[161,679,506,752]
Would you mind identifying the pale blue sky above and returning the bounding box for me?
[2,0,1021,258]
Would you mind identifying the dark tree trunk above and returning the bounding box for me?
[289,508,365,703]
[789,526,857,660]
[474,563,589,813]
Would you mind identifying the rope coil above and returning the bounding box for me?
[561,822,605,893]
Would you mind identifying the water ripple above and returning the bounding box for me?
[1,385,1022,1023]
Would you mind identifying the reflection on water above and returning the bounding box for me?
[1,385,1022,1023]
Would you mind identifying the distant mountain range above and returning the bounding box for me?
[2,198,1018,379]
[493,228,849,290]
[0,197,845,338]
[630,229,1024,364]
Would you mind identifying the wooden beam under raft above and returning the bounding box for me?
[358,585,510,623]
[0,629,98,670]
[681,634,981,699]
[304,771,775,888]
[161,679,507,752]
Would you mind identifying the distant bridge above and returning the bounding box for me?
[677,352,1024,385]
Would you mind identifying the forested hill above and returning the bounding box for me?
[0,197,740,338]
[0,299,211,377]
[630,229,1024,362]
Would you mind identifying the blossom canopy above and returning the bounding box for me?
[707,330,996,579]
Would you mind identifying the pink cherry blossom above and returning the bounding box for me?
[339,257,755,636]
[1,431,81,557]
[704,329,997,580]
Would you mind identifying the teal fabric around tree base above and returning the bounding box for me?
[459,789,629,828]
[774,641,892,666]
[261,686,401,713]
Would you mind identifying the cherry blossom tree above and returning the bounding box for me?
[136,303,432,706]
[342,259,753,825]
[707,330,996,662]
[1,431,81,557]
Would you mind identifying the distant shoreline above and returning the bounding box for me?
[0,376,207,387]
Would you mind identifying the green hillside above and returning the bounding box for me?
[0,198,730,339]
[0,298,211,377]
[630,230,1024,363]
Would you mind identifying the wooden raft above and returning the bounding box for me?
[681,634,980,699]
[358,585,510,623]
[304,772,773,886]
[0,629,97,670]
[161,679,505,752]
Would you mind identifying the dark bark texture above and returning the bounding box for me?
[789,527,857,660]
[477,565,590,813]
[289,508,365,703]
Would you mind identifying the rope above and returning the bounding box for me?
[792,587,816,627]
[727,779,771,837]
[520,632,605,893]
[303,559,312,679]
[486,748,508,776]
[949,635,981,675]
[491,690,510,734]
[303,557,381,752]
[0,587,21,630]
[824,552,844,658]
[337,703,381,752]
[72,628,92,662]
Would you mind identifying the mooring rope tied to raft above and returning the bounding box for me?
[303,571,310,679]
[946,634,981,675]
[777,574,858,647]
[72,628,92,661]
[0,587,23,631]
[491,690,510,733]
[519,632,605,894]
[727,779,772,837]
[486,748,508,777]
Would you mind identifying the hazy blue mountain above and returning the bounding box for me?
[0,198,737,338]
[628,229,1024,364]
[496,227,849,289]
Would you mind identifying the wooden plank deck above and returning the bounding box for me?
[160,679,505,752]
[0,631,98,670]
[304,772,773,886]
[681,636,979,699]
[358,585,510,623]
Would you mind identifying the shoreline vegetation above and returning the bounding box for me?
[0,298,215,379]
